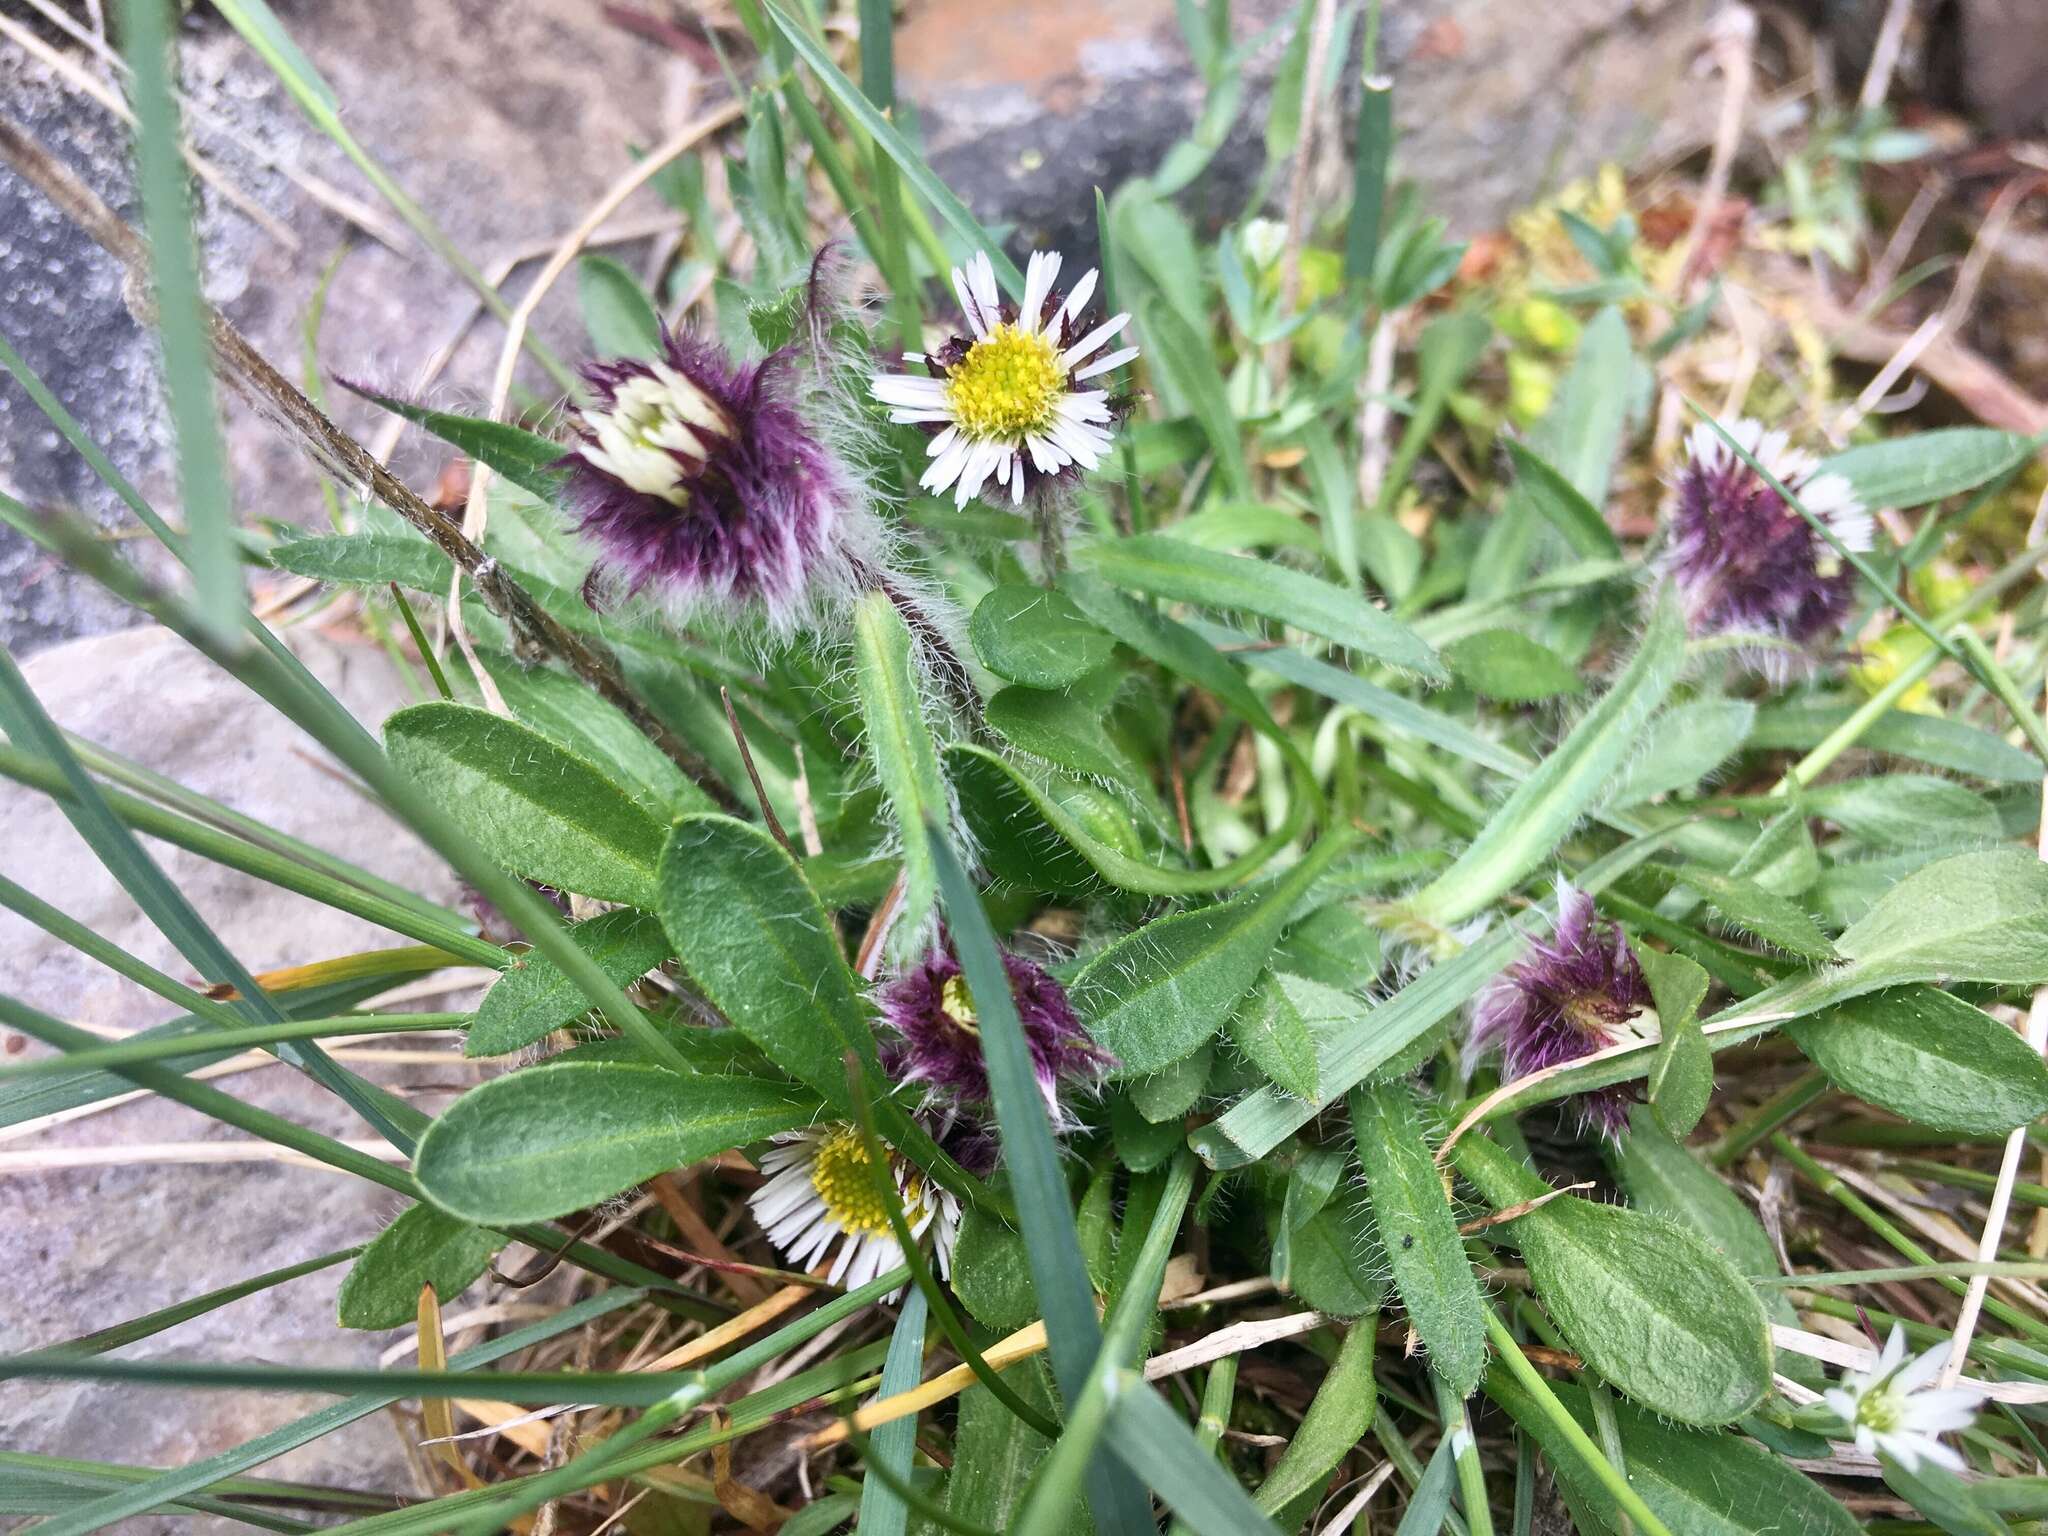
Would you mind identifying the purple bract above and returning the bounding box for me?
[1469,883,1655,1137]
[1665,418,1873,675]
[877,943,1111,1129]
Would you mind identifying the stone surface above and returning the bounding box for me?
[1,0,1723,654]
[0,623,475,1524]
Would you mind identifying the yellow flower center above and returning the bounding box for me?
[940,974,980,1035]
[945,323,1064,441]
[809,1127,914,1237]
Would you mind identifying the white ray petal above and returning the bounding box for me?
[1073,344,1140,381]
[1061,312,1131,369]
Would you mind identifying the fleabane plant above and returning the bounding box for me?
[7,1,2048,1533]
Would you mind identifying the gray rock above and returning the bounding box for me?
[0,623,474,1523]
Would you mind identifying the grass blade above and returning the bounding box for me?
[762,2,1024,299]
[855,1288,929,1536]
[928,828,1155,1535]
[119,0,243,641]
[0,648,414,1149]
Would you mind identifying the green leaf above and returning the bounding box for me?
[946,1365,1074,1533]
[1609,699,1755,808]
[1679,866,1838,962]
[1282,1182,1382,1318]
[1071,839,1350,1077]
[857,1285,927,1536]
[1611,1111,1780,1279]
[1274,903,1381,991]
[1075,535,1445,683]
[1135,296,1253,500]
[414,1061,818,1223]
[1788,985,2048,1135]
[969,585,1117,687]
[270,532,454,593]
[1502,438,1620,559]
[1403,596,1685,930]
[1805,774,2003,850]
[1750,702,2039,784]
[482,652,712,817]
[929,830,1156,1534]
[952,1206,1039,1330]
[1443,628,1584,702]
[385,703,665,906]
[1351,1081,1486,1395]
[1487,1372,1860,1536]
[1129,1043,1212,1123]
[1226,971,1327,1102]
[1455,1135,1773,1425]
[1831,847,2048,988]
[1635,943,1713,1137]
[946,744,1103,895]
[986,670,1147,786]
[656,815,881,1114]
[852,590,952,961]
[1253,1322,1378,1513]
[1107,1387,1288,1536]
[468,909,672,1059]
[342,385,567,501]
[336,1204,501,1329]
[1819,429,2036,510]
[577,253,663,359]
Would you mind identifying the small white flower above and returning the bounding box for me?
[748,1124,960,1294]
[870,249,1138,508]
[1821,1326,1985,1474]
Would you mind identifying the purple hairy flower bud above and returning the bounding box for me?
[1665,418,1873,676]
[560,323,882,634]
[876,943,1112,1128]
[1468,883,1657,1138]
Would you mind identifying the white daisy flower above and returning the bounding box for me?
[870,249,1139,508]
[747,1123,961,1293]
[1821,1326,1986,1474]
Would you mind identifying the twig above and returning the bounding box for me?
[1459,1182,1594,1234]
[720,686,795,857]
[0,110,743,814]
[1143,1308,1329,1379]
[1856,0,1914,114]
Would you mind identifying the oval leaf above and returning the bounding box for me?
[1075,534,1445,683]
[656,814,881,1113]
[1071,840,1348,1077]
[385,703,665,906]
[468,909,673,1059]
[1789,985,2048,1135]
[415,1061,818,1223]
[1443,628,1584,703]
[1820,429,2034,510]
[336,1204,501,1330]
[1456,1134,1772,1425]
[969,585,1117,687]
[1351,1081,1486,1395]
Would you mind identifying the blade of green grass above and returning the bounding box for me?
[0,647,414,1149]
[0,1013,460,1080]
[22,1288,644,1536]
[0,741,501,966]
[119,0,243,643]
[38,1248,362,1357]
[929,827,1155,1536]
[762,2,1024,298]
[855,1287,930,1536]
